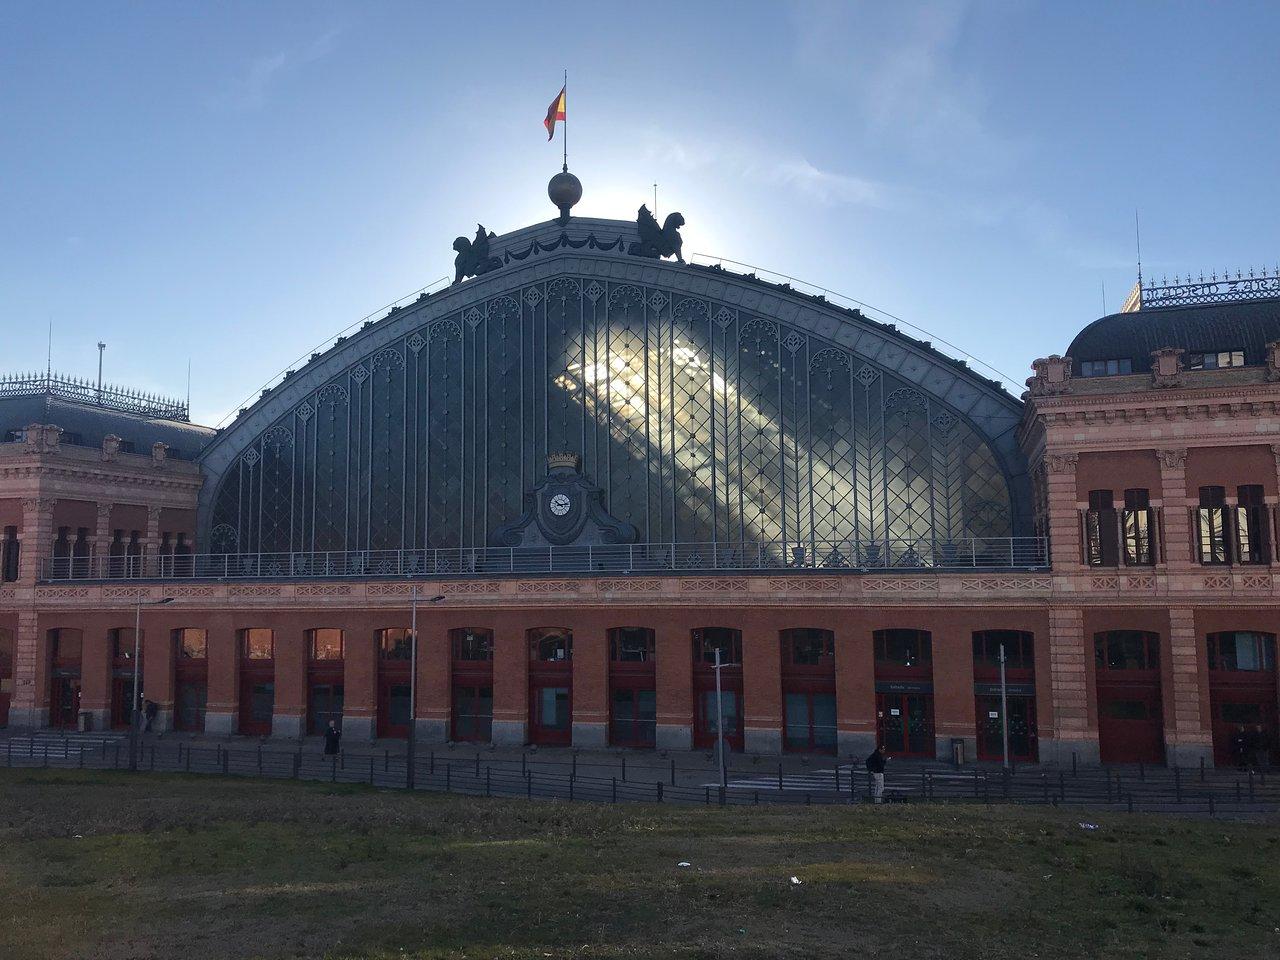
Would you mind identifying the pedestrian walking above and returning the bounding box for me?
[323,720,342,756]
[143,699,157,734]
[865,744,887,804]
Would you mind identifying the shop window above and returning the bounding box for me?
[610,627,655,662]
[692,627,741,665]
[1094,631,1160,671]
[1085,490,1119,567]
[451,628,493,661]
[1235,485,1270,565]
[529,628,572,662]
[240,628,274,661]
[1196,486,1230,565]
[972,630,1034,670]
[1207,632,1276,672]
[309,628,344,661]
[378,628,413,660]
[175,628,207,660]
[1121,489,1154,566]
[874,629,931,667]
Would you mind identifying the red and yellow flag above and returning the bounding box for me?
[544,86,566,140]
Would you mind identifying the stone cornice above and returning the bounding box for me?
[0,458,203,495]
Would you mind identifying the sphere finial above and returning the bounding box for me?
[548,168,582,226]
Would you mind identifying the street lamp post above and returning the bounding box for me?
[407,586,445,791]
[129,595,174,771]
[713,647,727,793]
[999,642,1010,770]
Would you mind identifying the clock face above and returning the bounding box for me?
[549,493,572,517]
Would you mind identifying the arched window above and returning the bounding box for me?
[240,628,274,661]
[175,628,207,660]
[692,627,741,665]
[529,628,572,662]
[1207,632,1276,672]
[782,628,834,668]
[308,629,344,661]
[378,628,413,661]
[874,629,931,668]
[972,630,1034,670]
[451,628,493,662]
[610,627,654,663]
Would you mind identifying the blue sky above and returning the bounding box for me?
[3,1,1277,425]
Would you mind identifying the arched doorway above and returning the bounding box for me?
[528,628,572,745]
[874,629,934,757]
[48,628,83,729]
[1207,631,1277,768]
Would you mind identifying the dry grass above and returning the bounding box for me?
[0,769,1277,960]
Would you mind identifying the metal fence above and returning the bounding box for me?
[41,537,1049,582]
[2,737,1275,818]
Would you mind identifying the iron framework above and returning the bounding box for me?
[0,372,189,422]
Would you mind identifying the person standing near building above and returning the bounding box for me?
[143,699,157,734]
[865,744,887,803]
[323,719,342,756]
[1231,725,1250,770]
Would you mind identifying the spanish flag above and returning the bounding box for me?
[544,85,566,140]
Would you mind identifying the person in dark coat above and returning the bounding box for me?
[865,745,887,804]
[323,720,342,756]
[1231,725,1250,770]
[143,699,158,733]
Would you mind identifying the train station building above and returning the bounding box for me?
[1,178,1277,768]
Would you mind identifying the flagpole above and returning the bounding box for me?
[562,69,568,172]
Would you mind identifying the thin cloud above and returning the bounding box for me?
[216,29,339,109]
[644,129,899,211]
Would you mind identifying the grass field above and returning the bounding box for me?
[0,770,1276,960]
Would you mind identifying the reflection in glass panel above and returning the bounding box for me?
[540,687,570,729]
[241,628,274,661]
[310,629,344,661]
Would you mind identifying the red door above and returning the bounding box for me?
[529,674,572,745]
[239,668,274,736]
[975,695,1038,762]
[50,676,81,728]
[1097,684,1164,763]
[377,670,411,739]
[112,675,137,728]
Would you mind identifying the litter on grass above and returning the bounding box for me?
[677,861,692,868]
[1078,822,1099,830]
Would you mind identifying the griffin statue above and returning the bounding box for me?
[452,224,503,284]
[628,205,685,263]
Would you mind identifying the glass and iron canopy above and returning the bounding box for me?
[198,216,1031,572]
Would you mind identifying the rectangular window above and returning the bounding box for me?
[1122,488,1154,566]
[1235,485,1270,565]
[309,629,344,661]
[1187,350,1245,370]
[784,628,835,667]
[1085,490,1119,567]
[1196,486,1229,565]
[972,631,1034,670]
[1,526,18,582]
[1080,359,1133,377]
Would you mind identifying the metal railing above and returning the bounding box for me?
[0,372,188,421]
[1,736,1274,817]
[41,537,1048,582]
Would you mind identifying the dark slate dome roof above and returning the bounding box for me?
[1066,296,1280,374]
[1064,295,1280,373]
[0,394,215,460]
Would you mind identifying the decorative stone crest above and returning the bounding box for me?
[1044,452,1078,474]
[100,434,121,462]
[1266,340,1280,382]
[1026,355,1073,396]
[1157,447,1188,471]
[1150,347,1185,388]
[151,441,168,465]
[23,423,62,454]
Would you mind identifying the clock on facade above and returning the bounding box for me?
[548,493,571,516]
